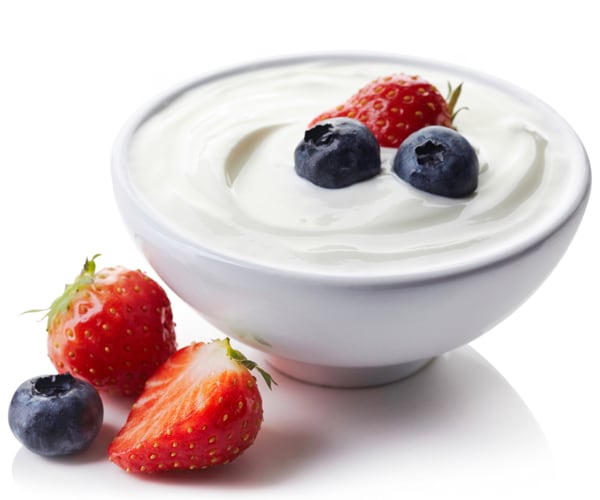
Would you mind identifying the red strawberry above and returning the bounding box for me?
[108,338,274,473]
[43,255,177,397]
[309,74,462,148]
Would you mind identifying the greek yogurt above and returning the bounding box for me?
[127,58,577,276]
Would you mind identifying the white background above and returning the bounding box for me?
[1,1,597,499]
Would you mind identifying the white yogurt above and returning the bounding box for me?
[128,60,576,275]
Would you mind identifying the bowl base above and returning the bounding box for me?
[265,356,435,388]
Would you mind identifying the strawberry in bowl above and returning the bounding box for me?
[308,73,461,148]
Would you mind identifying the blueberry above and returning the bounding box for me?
[8,373,103,456]
[294,118,381,188]
[392,126,479,198]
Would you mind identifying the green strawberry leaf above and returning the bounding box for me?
[223,337,277,390]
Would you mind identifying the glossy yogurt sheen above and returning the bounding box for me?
[128,60,576,276]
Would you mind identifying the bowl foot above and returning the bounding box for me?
[265,356,434,388]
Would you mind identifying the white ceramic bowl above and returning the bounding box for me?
[111,54,591,387]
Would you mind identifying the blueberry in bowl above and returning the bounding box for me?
[294,118,381,188]
[8,373,103,456]
[393,125,479,198]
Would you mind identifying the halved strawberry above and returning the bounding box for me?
[108,338,274,473]
[309,74,462,148]
[40,255,177,397]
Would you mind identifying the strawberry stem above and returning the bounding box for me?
[446,82,468,121]
[223,337,277,390]
[83,254,101,275]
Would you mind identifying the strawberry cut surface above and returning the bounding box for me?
[108,339,264,473]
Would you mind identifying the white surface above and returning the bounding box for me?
[0,1,597,499]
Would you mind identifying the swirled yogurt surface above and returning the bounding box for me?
[127,58,578,275]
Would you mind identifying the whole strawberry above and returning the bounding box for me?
[43,255,177,397]
[309,74,461,148]
[108,338,274,473]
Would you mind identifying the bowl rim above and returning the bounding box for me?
[111,51,592,285]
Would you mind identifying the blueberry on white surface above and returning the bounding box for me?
[392,126,479,198]
[8,373,103,456]
[294,118,381,188]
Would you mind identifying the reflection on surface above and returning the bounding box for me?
[12,346,552,499]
